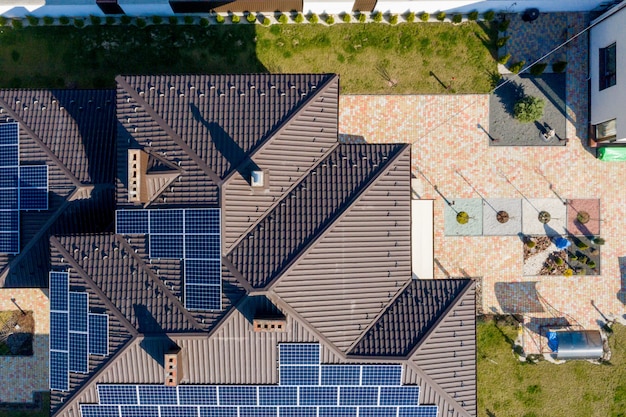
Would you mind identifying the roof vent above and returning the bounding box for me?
[251,170,267,188]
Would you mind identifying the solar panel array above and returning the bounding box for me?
[50,271,109,392]
[0,122,48,254]
[116,209,221,311]
[79,344,438,417]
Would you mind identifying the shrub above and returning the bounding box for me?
[26,15,39,26]
[90,15,101,25]
[555,257,564,266]
[136,17,146,28]
[529,63,547,76]
[184,15,194,24]
[152,15,163,24]
[576,240,589,250]
[309,13,318,24]
[121,15,132,25]
[105,16,116,25]
[498,19,510,32]
[0,16,7,26]
[43,16,54,25]
[358,12,367,22]
[588,260,596,269]
[246,12,256,23]
[389,14,398,25]
[168,15,178,25]
[215,14,225,24]
[420,12,429,22]
[509,60,525,74]
[436,11,446,21]
[326,14,335,24]
[342,13,351,23]
[468,10,479,21]
[406,12,415,23]
[483,10,495,21]
[231,14,240,23]
[74,18,84,28]
[452,14,462,24]
[200,17,209,27]
[570,254,578,261]
[496,36,510,48]
[497,53,511,65]
[564,269,573,277]
[552,61,568,73]
[372,11,383,22]
[526,240,536,249]
[278,13,288,24]
[294,13,304,23]
[514,95,545,123]
[263,17,271,25]
[12,19,23,29]
[593,237,605,245]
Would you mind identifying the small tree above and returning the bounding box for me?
[593,237,605,245]
[436,11,446,21]
[215,14,225,24]
[184,15,194,24]
[90,15,102,25]
[231,14,240,23]
[152,15,163,24]
[389,14,398,25]
[105,16,116,25]
[468,11,479,21]
[420,12,429,22]
[452,14,462,24]
[278,13,289,24]
[372,11,383,22]
[136,17,146,28]
[325,14,335,25]
[483,10,495,21]
[514,96,545,123]
[168,15,178,25]
[294,13,304,23]
[498,19,510,32]
[496,36,510,48]
[74,18,85,28]
[358,12,367,22]
[59,16,70,25]
[497,53,511,65]
[121,15,132,25]
[552,61,568,73]
[263,17,271,26]
[43,16,54,25]
[309,13,319,24]
[26,15,39,26]
[509,60,525,74]
[12,18,23,29]
[200,17,209,27]
[342,13,351,23]
[406,12,415,23]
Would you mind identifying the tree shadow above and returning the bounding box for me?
[476,21,499,60]
[494,79,525,116]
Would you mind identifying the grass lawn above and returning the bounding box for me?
[0,22,497,93]
[478,316,626,417]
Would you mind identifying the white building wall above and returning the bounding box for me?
[590,3,626,142]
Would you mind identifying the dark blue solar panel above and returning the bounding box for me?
[361,365,402,386]
[19,166,47,188]
[138,385,177,405]
[398,406,439,417]
[0,210,19,230]
[116,210,149,234]
[80,405,120,417]
[299,387,338,406]
[50,312,68,351]
[218,386,257,406]
[185,284,221,311]
[0,232,19,253]
[338,387,378,406]
[321,365,361,386]
[258,386,297,406]
[0,188,18,209]
[184,235,220,259]
[185,259,221,285]
[0,167,18,187]
[69,292,88,332]
[120,406,159,417]
[150,234,184,259]
[380,386,420,406]
[0,145,18,167]
[50,350,69,391]
[160,406,198,417]
[50,272,69,311]
[98,385,139,405]
[20,188,47,211]
[0,123,18,145]
[184,209,220,234]
[277,407,317,417]
[199,407,237,417]
[279,344,320,365]
[279,366,320,386]
[360,407,397,417]
[179,386,217,405]
[88,314,108,356]
[318,407,357,417]
[69,331,88,373]
[149,210,184,234]
[239,407,277,417]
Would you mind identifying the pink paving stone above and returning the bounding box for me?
[566,199,601,236]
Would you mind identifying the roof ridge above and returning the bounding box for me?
[115,75,222,186]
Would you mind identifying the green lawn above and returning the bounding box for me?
[478,316,626,417]
[0,22,497,93]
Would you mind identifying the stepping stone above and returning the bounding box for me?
[522,198,567,236]
[483,198,522,236]
[444,198,483,236]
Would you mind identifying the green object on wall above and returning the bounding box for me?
[598,147,626,161]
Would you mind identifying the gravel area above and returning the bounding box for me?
[489,73,567,146]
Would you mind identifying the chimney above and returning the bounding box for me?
[253,317,286,333]
[164,345,184,386]
[128,149,149,203]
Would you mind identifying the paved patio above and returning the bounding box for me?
[338,13,626,354]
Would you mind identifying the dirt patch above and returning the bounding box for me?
[0,310,34,356]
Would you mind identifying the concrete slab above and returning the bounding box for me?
[412,200,434,279]
[483,198,522,236]
[444,198,483,236]
[522,198,567,236]
[566,199,601,236]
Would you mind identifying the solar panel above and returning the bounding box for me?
[69,331,88,373]
[19,166,47,188]
[138,385,178,405]
[258,386,297,406]
[69,292,88,332]
[0,167,18,187]
[0,188,18,209]
[50,272,69,310]
[279,366,320,386]
[150,234,184,259]
[361,365,402,386]
[0,232,18,253]
[20,188,48,211]
[160,406,199,417]
[185,284,221,311]
[49,350,69,392]
[89,314,109,356]
[116,210,149,234]
[380,387,420,406]
[149,209,184,234]
[278,407,317,417]
[398,406,439,417]
[50,312,69,351]
[338,387,378,406]
[178,386,217,405]
[185,259,221,285]
[199,407,237,417]
[239,407,277,417]
[0,144,18,167]
[184,208,220,234]
[217,386,257,406]
[0,122,18,145]
[120,406,159,417]
[80,405,121,417]
[279,344,320,365]
[318,407,357,417]
[360,407,397,417]
[321,365,361,386]
[299,387,338,406]
[98,385,139,405]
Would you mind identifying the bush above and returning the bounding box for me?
[552,61,568,73]
[74,18,84,28]
[121,15,132,25]
[372,11,383,22]
[529,63,547,76]
[168,15,178,25]
[570,254,578,261]
[294,13,304,23]
[246,13,256,23]
[200,17,209,27]
[309,13,318,24]
[555,257,564,266]
[136,17,146,28]
[468,10,479,21]
[42,16,54,25]
[576,240,589,250]
[496,36,510,48]
[90,15,101,25]
[105,16,116,25]
[497,53,511,65]
[588,261,596,269]
[263,17,271,26]
[184,15,194,24]
[342,13,351,23]
[26,15,39,26]
[452,14,462,24]
[278,13,288,24]
[215,14,225,24]
[420,12,429,22]
[152,15,163,24]
[406,12,415,23]
[514,95,545,123]
[483,10,495,21]
[358,12,367,22]
[509,60,525,74]
[389,14,398,25]
[231,14,240,23]
[526,240,536,249]
[498,19,510,32]
[593,237,605,245]
[325,14,334,24]
[12,19,23,29]
[0,16,7,26]
[564,269,574,277]
[436,11,446,21]
[60,16,71,25]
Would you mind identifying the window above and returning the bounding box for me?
[599,43,616,90]
[595,119,617,142]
